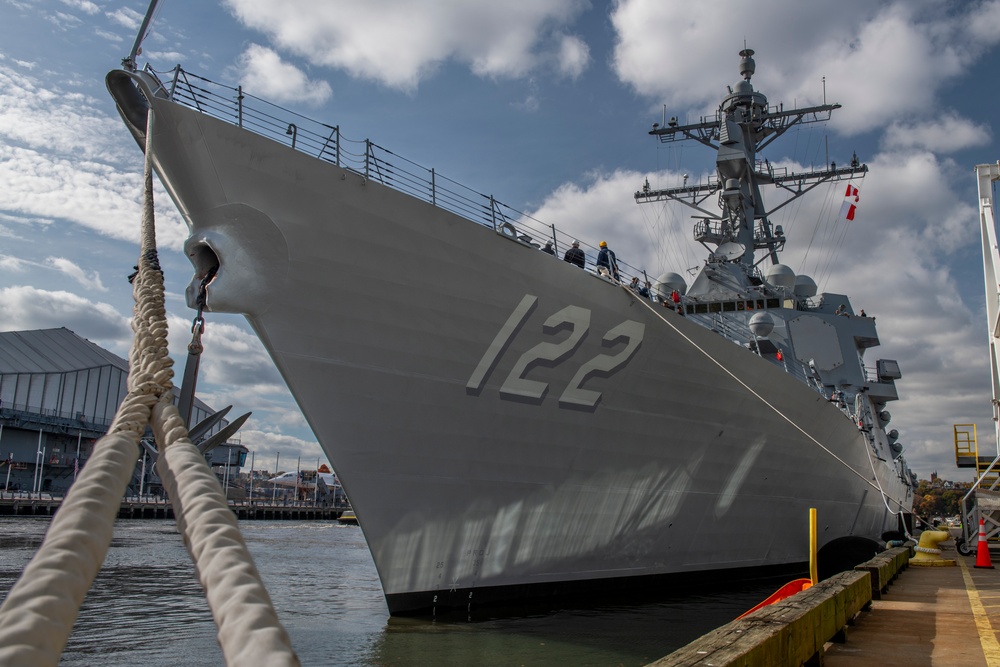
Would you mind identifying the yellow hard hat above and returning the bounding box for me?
[599,241,607,247]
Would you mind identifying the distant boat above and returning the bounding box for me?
[267,469,338,491]
[108,6,915,616]
[338,511,358,526]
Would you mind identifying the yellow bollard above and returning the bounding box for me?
[911,529,956,567]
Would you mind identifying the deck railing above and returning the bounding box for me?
[149,64,639,272]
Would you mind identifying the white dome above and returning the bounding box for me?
[748,311,775,338]
[765,264,795,290]
[654,272,687,299]
[793,274,817,297]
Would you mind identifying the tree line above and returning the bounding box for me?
[914,478,971,520]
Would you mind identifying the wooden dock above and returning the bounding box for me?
[649,541,1000,666]
[823,554,1000,666]
[0,494,348,521]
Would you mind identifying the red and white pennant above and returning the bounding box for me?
[839,183,860,221]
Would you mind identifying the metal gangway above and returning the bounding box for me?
[957,162,1000,555]
[955,423,1000,554]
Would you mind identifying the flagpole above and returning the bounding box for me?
[272,452,279,504]
[313,456,319,506]
[295,455,300,505]
[38,446,46,496]
[222,447,230,502]
[74,431,81,481]
[248,450,255,503]
[32,429,42,497]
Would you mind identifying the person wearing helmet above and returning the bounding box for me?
[563,240,586,268]
[595,240,619,280]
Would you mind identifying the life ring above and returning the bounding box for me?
[499,222,517,237]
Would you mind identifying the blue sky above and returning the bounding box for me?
[1,0,999,480]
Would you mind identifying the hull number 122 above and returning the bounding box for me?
[466,294,644,409]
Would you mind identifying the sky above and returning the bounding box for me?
[1,0,999,481]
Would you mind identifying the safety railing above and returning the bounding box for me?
[146,65,651,278]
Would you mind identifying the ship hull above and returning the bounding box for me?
[109,71,910,615]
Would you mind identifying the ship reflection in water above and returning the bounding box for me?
[0,517,788,666]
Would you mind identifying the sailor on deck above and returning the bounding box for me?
[564,240,586,268]
[596,241,619,280]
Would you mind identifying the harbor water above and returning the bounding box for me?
[1,517,789,666]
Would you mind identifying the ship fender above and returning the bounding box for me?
[183,203,290,316]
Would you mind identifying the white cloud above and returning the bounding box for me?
[0,62,188,250]
[0,286,131,343]
[223,0,590,90]
[0,256,29,273]
[882,113,992,153]
[234,44,332,107]
[555,34,589,79]
[238,428,325,472]
[0,143,186,250]
[93,28,124,43]
[46,257,108,292]
[49,11,84,29]
[60,0,100,15]
[106,7,143,30]
[0,65,131,162]
[610,0,1000,135]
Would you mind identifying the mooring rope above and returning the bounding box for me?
[0,109,299,666]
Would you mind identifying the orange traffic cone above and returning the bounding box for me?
[975,518,994,569]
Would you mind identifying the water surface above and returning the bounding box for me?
[0,518,783,666]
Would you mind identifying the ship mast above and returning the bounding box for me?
[636,49,867,268]
[123,0,161,72]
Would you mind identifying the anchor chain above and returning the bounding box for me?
[188,265,217,356]
[177,264,218,427]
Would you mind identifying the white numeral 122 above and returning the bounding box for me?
[466,294,644,409]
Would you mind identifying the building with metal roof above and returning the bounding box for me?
[0,328,246,497]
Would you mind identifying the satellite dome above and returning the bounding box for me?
[765,264,795,290]
[793,275,817,297]
[654,272,687,300]
[748,311,775,338]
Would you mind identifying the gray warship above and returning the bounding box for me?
[107,20,915,614]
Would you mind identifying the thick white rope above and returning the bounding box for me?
[0,109,172,664]
[133,109,298,666]
[0,429,149,666]
[0,109,299,666]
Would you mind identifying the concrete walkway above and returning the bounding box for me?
[824,555,1000,666]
